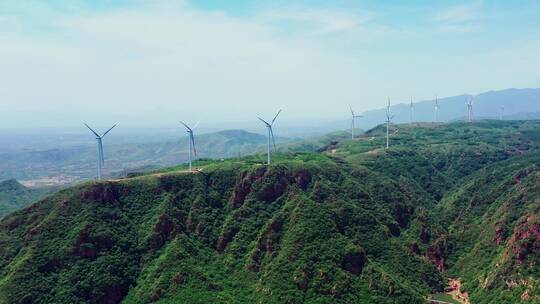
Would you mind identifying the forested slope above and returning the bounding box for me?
[0,120,538,304]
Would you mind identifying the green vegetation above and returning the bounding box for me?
[430,293,460,304]
[0,179,54,218]
[0,120,538,303]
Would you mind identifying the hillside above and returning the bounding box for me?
[0,121,538,303]
[0,179,53,218]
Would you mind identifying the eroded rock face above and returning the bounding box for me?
[508,214,540,263]
[494,226,505,245]
[257,177,289,203]
[81,183,119,203]
[149,213,178,250]
[231,167,267,209]
[221,167,314,255]
[216,227,239,253]
[427,237,448,272]
[73,224,114,259]
[293,169,312,190]
[230,167,313,209]
[155,214,175,237]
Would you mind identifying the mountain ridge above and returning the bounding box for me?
[357,88,540,128]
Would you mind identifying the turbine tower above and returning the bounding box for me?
[349,105,363,139]
[84,123,117,181]
[434,96,439,123]
[409,97,414,124]
[500,105,505,120]
[385,97,394,149]
[467,96,474,122]
[258,110,281,165]
[180,121,197,172]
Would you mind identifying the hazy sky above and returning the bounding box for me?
[1,0,539,129]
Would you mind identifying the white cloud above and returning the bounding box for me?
[434,1,482,33]
[0,3,377,127]
[0,1,538,129]
[260,8,373,35]
[435,3,480,23]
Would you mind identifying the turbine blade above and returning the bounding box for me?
[271,109,282,125]
[258,117,270,126]
[84,123,100,138]
[179,121,192,132]
[192,120,200,130]
[102,124,117,138]
[349,104,354,116]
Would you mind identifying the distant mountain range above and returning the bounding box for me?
[356,88,540,128]
[1,88,539,183]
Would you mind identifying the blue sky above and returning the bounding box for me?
[1,0,539,128]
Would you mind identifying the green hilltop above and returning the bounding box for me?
[0,120,538,304]
[0,179,54,218]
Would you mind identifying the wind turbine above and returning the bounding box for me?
[434,96,439,123]
[179,121,197,172]
[500,105,505,120]
[258,110,281,165]
[466,95,474,122]
[385,97,394,149]
[409,97,414,124]
[349,105,363,139]
[84,123,117,181]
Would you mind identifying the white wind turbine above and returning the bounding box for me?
[385,97,394,149]
[434,96,439,123]
[258,110,281,165]
[84,123,117,181]
[179,121,198,172]
[349,105,363,139]
[467,95,474,122]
